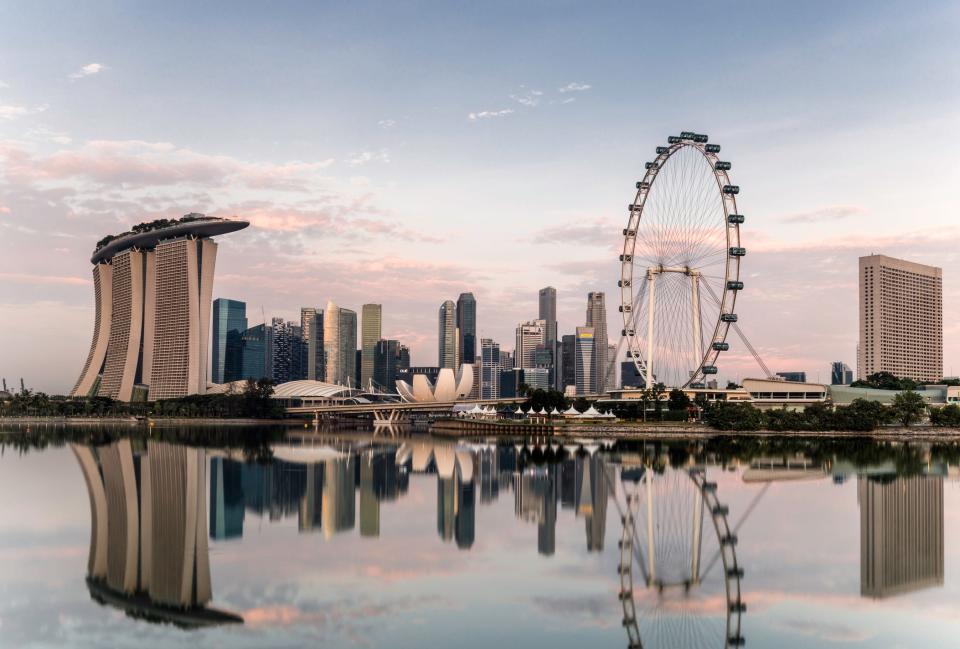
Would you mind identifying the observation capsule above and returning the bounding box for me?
[645,162,659,170]
[680,131,696,140]
[702,365,719,374]
[723,185,740,195]
[656,146,669,154]
[619,254,633,262]
[629,203,640,211]
[705,144,721,153]
[727,214,745,224]
[720,313,738,323]
[693,133,708,143]
[619,305,632,313]
[618,279,632,287]
[622,328,635,337]
[668,136,682,144]
[622,228,636,236]
[636,181,650,190]
[729,247,746,257]
[712,342,730,351]
[726,280,744,290]
[714,161,731,171]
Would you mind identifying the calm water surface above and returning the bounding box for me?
[1,425,959,649]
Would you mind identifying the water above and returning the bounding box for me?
[1,425,959,649]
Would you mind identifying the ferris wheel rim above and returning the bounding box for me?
[618,466,744,649]
[619,133,742,389]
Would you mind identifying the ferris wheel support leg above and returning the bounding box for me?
[691,273,703,374]
[691,487,704,584]
[645,271,657,390]
[645,468,656,583]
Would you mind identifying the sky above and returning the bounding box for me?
[0,0,958,394]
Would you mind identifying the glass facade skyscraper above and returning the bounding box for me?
[240,323,272,380]
[212,298,247,384]
[456,293,476,369]
[585,292,608,394]
[438,300,457,369]
[301,307,324,381]
[361,304,382,390]
[575,326,595,395]
[480,338,501,399]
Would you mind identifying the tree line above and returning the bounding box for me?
[0,379,283,419]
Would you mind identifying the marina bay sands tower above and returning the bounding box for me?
[71,214,249,402]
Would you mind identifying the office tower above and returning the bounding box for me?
[501,350,514,371]
[776,371,807,382]
[480,338,501,399]
[398,344,411,372]
[523,367,550,390]
[301,307,325,381]
[212,299,247,384]
[374,339,402,391]
[499,368,525,398]
[538,287,558,347]
[324,301,358,386]
[831,361,854,385]
[457,293,476,371]
[605,343,617,389]
[859,475,943,598]
[438,300,458,369]
[515,319,546,369]
[859,255,942,382]
[360,304,382,390]
[561,334,576,390]
[240,323,272,380]
[72,216,249,401]
[575,327,595,395]
[585,292,608,393]
[271,318,304,384]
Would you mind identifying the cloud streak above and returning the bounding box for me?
[69,63,105,80]
[778,205,866,224]
[558,82,591,93]
[468,109,513,121]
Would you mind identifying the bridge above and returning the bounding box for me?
[285,397,528,423]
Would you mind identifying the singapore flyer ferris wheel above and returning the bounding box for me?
[619,131,745,389]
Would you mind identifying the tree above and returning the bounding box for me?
[850,372,918,391]
[725,381,741,390]
[703,401,764,431]
[929,403,960,427]
[667,389,692,412]
[892,390,926,427]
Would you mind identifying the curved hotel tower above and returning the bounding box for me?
[71,215,248,401]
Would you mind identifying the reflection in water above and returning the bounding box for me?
[49,430,956,644]
[859,475,944,598]
[72,440,242,628]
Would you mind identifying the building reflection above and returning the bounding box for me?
[204,439,614,556]
[858,474,944,598]
[72,440,242,628]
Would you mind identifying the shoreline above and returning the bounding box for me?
[429,419,960,442]
[0,417,293,427]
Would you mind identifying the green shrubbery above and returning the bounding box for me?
[930,404,960,427]
[704,397,912,432]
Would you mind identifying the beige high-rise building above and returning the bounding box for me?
[858,255,942,382]
[361,304,382,389]
[72,215,248,402]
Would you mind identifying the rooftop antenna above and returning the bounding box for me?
[2,378,6,392]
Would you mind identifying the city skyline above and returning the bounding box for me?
[1,2,959,393]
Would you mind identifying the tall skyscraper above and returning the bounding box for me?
[324,301,357,386]
[438,300,458,369]
[561,334,576,391]
[538,287,558,345]
[480,338,501,399]
[859,255,942,382]
[585,292,609,393]
[271,318,305,384]
[831,361,854,385]
[212,299,247,384]
[515,319,546,369]
[361,304,382,389]
[456,293,476,371]
[575,327,595,395]
[301,307,324,381]
[72,215,249,401]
